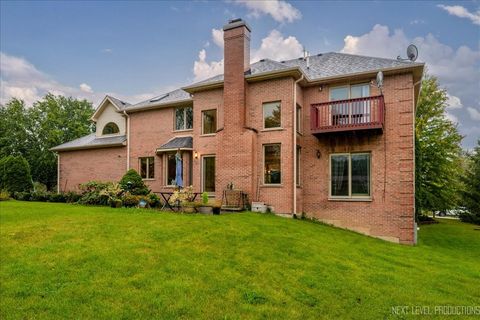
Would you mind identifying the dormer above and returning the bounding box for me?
[91,95,130,137]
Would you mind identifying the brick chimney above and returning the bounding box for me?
[222,18,250,128]
[216,18,256,202]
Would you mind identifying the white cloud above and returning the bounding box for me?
[79,83,93,93]
[0,52,156,107]
[446,94,462,109]
[234,0,301,23]
[101,48,113,54]
[340,25,480,122]
[467,107,480,121]
[212,28,224,48]
[192,29,303,82]
[193,49,224,82]
[410,19,426,25]
[251,29,303,62]
[438,4,480,25]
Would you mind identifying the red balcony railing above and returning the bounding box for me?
[310,95,384,134]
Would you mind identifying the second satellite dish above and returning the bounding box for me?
[376,71,384,88]
[397,44,419,62]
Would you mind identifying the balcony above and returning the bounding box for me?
[310,95,384,135]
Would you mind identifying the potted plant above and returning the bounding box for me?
[197,192,213,214]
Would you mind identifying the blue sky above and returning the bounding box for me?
[1,0,479,148]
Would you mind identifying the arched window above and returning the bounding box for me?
[102,122,120,135]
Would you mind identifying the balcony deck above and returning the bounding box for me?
[310,95,384,135]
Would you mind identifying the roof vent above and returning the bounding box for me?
[317,53,323,56]
[259,59,265,62]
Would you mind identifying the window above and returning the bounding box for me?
[263,101,281,129]
[165,153,177,186]
[102,122,119,135]
[264,144,281,184]
[330,153,370,198]
[139,157,154,179]
[296,105,302,133]
[202,109,217,135]
[202,156,215,192]
[296,146,301,186]
[330,84,370,125]
[175,106,193,131]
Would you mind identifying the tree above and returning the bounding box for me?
[0,156,33,193]
[415,75,464,217]
[0,94,94,190]
[460,141,480,224]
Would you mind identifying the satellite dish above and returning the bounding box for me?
[407,44,418,61]
[397,44,419,62]
[376,71,384,88]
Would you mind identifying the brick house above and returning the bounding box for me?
[52,19,424,244]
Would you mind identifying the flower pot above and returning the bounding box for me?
[198,206,213,214]
[212,207,221,215]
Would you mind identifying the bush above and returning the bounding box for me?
[119,169,150,195]
[0,156,33,193]
[33,182,48,193]
[99,183,124,207]
[122,193,140,207]
[49,193,66,203]
[148,193,161,208]
[0,190,10,201]
[459,211,480,225]
[13,191,31,201]
[202,192,209,205]
[30,191,49,202]
[78,181,111,205]
[65,191,81,203]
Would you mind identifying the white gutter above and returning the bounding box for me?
[293,74,304,217]
[123,110,130,171]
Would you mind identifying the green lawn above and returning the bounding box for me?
[0,201,479,319]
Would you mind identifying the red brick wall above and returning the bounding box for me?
[58,147,126,192]
[300,73,416,244]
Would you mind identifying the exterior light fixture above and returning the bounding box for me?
[194,151,199,159]
[316,150,321,159]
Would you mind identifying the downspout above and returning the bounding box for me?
[293,74,304,217]
[123,110,130,171]
[57,153,60,193]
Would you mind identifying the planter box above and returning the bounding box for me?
[251,202,267,213]
[198,206,213,214]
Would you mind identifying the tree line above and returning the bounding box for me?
[0,77,479,223]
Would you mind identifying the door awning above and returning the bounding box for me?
[156,136,193,153]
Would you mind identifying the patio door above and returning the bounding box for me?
[202,155,215,193]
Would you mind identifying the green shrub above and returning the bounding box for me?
[78,181,111,205]
[0,190,10,201]
[99,183,124,207]
[49,193,66,203]
[119,169,150,195]
[13,191,31,201]
[65,191,81,203]
[0,156,33,193]
[122,193,140,207]
[33,182,47,193]
[30,191,49,202]
[148,193,161,208]
[202,192,209,205]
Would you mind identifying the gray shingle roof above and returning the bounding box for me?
[125,88,191,111]
[107,95,131,109]
[156,136,193,152]
[188,52,423,88]
[50,133,127,152]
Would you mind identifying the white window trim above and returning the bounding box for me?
[201,109,217,136]
[139,157,155,180]
[262,101,282,130]
[262,143,282,186]
[329,152,371,200]
[201,154,216,194]
[173,106,193,132]
[296,104,303,135]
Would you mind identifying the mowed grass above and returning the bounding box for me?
[0,201,479,319]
